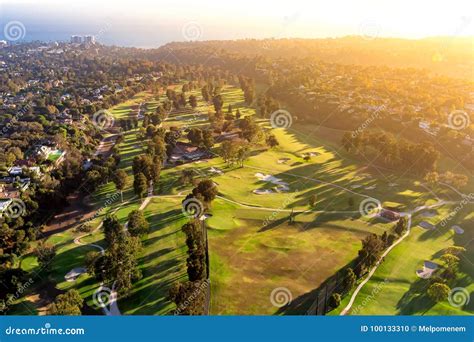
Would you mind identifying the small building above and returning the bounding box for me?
[380,209,400,221]
[0,184,21,199]
[169,142,210,164]
[84,35,95,45]
[71,35,82,44]
[0,199,13,214]
[8,166,23,176]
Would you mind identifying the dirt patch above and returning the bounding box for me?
[42,192,97,237]
[209,218,362,314]
[25,280,64,315]
[94,135,117,158]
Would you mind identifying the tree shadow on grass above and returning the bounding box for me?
[142,229,182,248]
[417,224,450,242]
[118,264,186,315]
[145,209,183,231]
[276,257,359,315]
[137,247,179,265]
[396,277,436,315]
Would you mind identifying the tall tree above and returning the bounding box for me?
[128,210,150,237]
[182,221,206,281]
[192,179,218,203]
[49,289,83,315]
[133,172,148,199]
[189,95,198,109]
[113,169,128,202]
[35,242,56,271]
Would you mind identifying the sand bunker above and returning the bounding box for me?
[420,210,436,218]
[452,225,464,234]
[277,158,291,164]
[275,185,289,192]
[301,152,319,159]
[65,267,86,282]
[254,172,290,194]
[253,189,274,195]
[416,261,439,279]
[209,167,223,175]
[418,221,435,230]
[255,173,289,191]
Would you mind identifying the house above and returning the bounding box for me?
[14,158,36,168]
[419,221,435,230]
[169,142,210,164]
[82,159,93,171]
[418,120,439,136]
[58,110,73,124]
[380,209,400,221]
[215,131,241,143]
[8,166,23,176]
[0,183,21,199]
[60,94,72,102]
[0,199,12,215]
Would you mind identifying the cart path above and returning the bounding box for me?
[340,200,450,315]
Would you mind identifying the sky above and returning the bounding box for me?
[0,0,473,47]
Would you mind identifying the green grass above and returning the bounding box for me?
[207,200,392,314]
[16,83,473,316]
[117,197,188,315]
[338,203,474,316]
[46,150,64,162]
